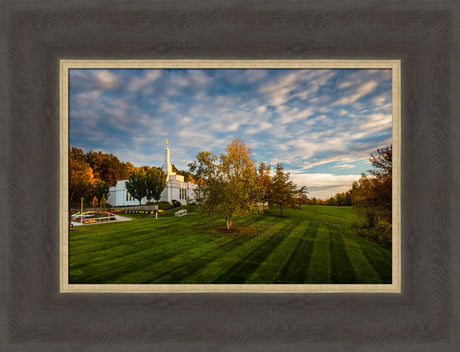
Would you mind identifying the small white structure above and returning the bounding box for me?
[108,140,196,207]
[175,209,187,217]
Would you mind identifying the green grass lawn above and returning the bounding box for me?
[69,205,392,284]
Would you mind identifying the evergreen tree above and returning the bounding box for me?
[269,164,297,217]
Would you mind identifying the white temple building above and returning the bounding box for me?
[107,140,196,207]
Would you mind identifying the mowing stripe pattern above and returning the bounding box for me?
[69,206,392,284]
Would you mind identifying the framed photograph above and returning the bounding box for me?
[60,60,401,293]
[2,1,458,351]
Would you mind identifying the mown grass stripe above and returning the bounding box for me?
[246,221,311,284]
[358,240,392,284]
[275,221,319,284]
[212,220,298,284]
[179,218,292,284]
[266,206,359,228]
[329,226,357,284]
[111,237,240,284]
[305,224,331,283]
[146,238,246,284]
[340,231,382,284]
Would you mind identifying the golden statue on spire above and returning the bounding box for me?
[166,139,168,148]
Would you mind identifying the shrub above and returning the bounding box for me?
[353,219,392,249]
[374,219,392,248]
[158,201,172,210]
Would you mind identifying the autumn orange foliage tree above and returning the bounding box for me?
[351,145,392,248]
[69,147,141,209]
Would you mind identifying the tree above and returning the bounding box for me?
[100,154,119,186]
[189,150,219,204]
[92,196,98,212]
[368,145,392,221]
[93,180,110,203]
[369,145,392,179]
[269,164,297,217]
[172,164,195,182]
[145,167,167,203]
[295,186,309,207]
[218,138,258,229]
[119,162,136,180]
[351,174,377,226]
[125,170,147,205]
[256,162,272,203]
[351,145,392,230]
[100,194,107,212]
[190,138,258,230]
[69,152,95,208]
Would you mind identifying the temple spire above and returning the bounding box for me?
[163,139,173,177]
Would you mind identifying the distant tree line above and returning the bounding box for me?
[303,191,352,206]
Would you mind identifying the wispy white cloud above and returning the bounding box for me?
[333,80,378,106]
[127,70,162,92]
[76,91,101,107]
[334,163,357,169]
[245,121,273,135]
[95,70,120,89]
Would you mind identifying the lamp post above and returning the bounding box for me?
[80,197,84,223]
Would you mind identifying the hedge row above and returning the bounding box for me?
[124,210,164,214]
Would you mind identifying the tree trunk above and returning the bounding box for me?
[280,203,283,217]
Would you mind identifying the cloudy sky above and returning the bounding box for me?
[69,68,392,199]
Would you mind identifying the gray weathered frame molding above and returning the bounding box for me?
[1,1,458,351]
